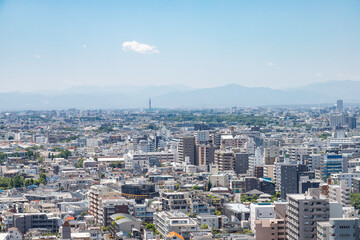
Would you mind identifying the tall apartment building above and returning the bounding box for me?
[214,150,234,172]
[346,116,357,129]
[309,154,322,171]
[286,189,330,240]
[280,165,298,200]
[211,132,221,147]
[234,152,249,175]
[196,144,215,167]
[317,218,359,240]
[250,203,275,232]
[287,147,317,164]
[178,136,196,165]
[264,145,280,165]
[254,166,264,178]
[328,181,351,207]
[254,202,287,240]
[89,185,120,222]
[255,218,287,240]
[248,148,264,175]
[214,150,249,175]
[263,165,275,180]
[330,114,345,127]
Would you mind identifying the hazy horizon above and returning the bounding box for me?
[0,80,355,94]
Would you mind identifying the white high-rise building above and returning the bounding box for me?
[248,147,263,175]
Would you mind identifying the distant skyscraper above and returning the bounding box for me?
[336,99,343,112]
[149,98,152,111]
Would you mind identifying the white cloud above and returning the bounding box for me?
[82,44,87,48]
[33,54,41,58]
[314,72,323,77]
[336,73,360,81]
[122,41,159,54]
[266,62,275,67]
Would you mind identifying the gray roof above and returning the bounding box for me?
[109,213,137,224]
[246,189,264,195]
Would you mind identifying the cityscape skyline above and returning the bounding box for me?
[1,1,360,240]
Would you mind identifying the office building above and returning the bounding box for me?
[322,154,343,181]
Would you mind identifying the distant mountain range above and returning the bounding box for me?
[1,80,360,110]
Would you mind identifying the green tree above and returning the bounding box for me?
[207,181,212,191]
[145,223,159,235]
[201,224,208,229]
[13,175,24,188]
[212,229,221,235]
[75,158,85,168]
[192,185,200,190]
[109,161,124,168]
[39,172,47,185]
[350,193,360,209]
[25,179,32,186]
[56,149,71,159]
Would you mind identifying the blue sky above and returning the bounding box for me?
[0,0,359,92]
